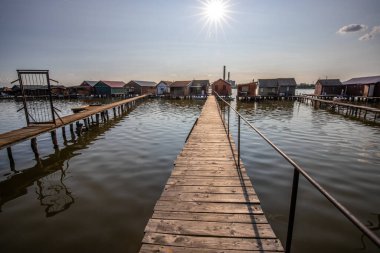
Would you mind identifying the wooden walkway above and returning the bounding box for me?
[140,96,284,252]
[0,95,146,150]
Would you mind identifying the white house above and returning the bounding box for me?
[156,81,172,95]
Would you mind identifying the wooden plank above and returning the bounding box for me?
[145,219,276,238]
[142,233,283,251]
[160,192,259,203]
[140,244,269,253]
[152,211,267,224]
[171,170,244,177]
[166,178,253,187]
[163,185,256,194]
[154,201,263,214]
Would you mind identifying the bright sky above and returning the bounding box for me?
[0,0,379,86]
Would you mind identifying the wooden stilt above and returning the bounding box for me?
[76,121,82,136]
[113,107,117,118]
[62,126,67,142]
[31,138,40,161]
[51,130,59,149]
[84,118,89,130]
[96,114,100,124]
[7,147,15,170]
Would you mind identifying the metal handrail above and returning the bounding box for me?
[213,92,380,252]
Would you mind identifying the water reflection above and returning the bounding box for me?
[0,108,135,216]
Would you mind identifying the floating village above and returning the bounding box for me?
[0,67,380,252]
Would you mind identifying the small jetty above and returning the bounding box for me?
[139,96,283,252]
[300,96,380,123]
[0,95,147,164]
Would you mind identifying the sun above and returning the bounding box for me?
[199,0,231,38]
[204,0,227,22]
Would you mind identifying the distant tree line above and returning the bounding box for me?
[297,83,315,89]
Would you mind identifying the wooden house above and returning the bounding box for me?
[125,80,157,96]
[258,78,296,97]
[212,79,232,97]
[80,81,98,95]
[68,86,92,97]
[314,79,343,96]
[257,79,278,96]
[189,80,210,97]
[156,81,172,95]
[237,82,257,98]
[94,81,127,97]
[11,84,49,96]
[51,85,69,97]
[277,78,296,96]
[170,81,192,98]
[343,76,380,97]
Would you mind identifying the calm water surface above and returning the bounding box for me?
[0,92,379,253]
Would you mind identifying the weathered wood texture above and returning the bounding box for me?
[0,95,146,149]
[140,96,283,252]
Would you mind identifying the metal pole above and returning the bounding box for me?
[286,168,300,253]
[227,105,230,136]
[17,71,30,125]
[238,115,241,169]
[46,71,56,125]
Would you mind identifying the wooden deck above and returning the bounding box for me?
[140,96,284,252]
[0,95,146,150]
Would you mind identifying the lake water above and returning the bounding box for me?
[0,91,379,253]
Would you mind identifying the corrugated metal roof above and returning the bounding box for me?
[132,80,157,87]
[171,81,192,88]
[258,78,297,87]
[343,75,380,85]
[258,79,278,88]
[81,81,98,87]
[317,79,342,86]
[278,78,297,87]
[99,81,126,88]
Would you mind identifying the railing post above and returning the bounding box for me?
[286,168,300,253]
[227,105,230,136]
[238,115,240,169]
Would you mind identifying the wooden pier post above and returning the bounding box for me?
[51,130,59,149]
[61,126,67,142]
[84,118,89,130]
[76,121,82,136]
[96,113,100,124]
[70,123,74,134]
[7,147,15,170]
[113,107,116,118]
[31,138,40,161]
[106,110,110,121]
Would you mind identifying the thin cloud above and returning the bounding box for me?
[359,26,380,41]
[337,24,367,34]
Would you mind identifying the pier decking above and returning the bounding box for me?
[301,96,380,122]
[140,96,283,252]
[0,95,146,150]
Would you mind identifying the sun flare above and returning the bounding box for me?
[204,0,227,22]
[199,0,231,38]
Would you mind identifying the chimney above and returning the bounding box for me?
[228,72,230,82]
[223,66,226,80]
